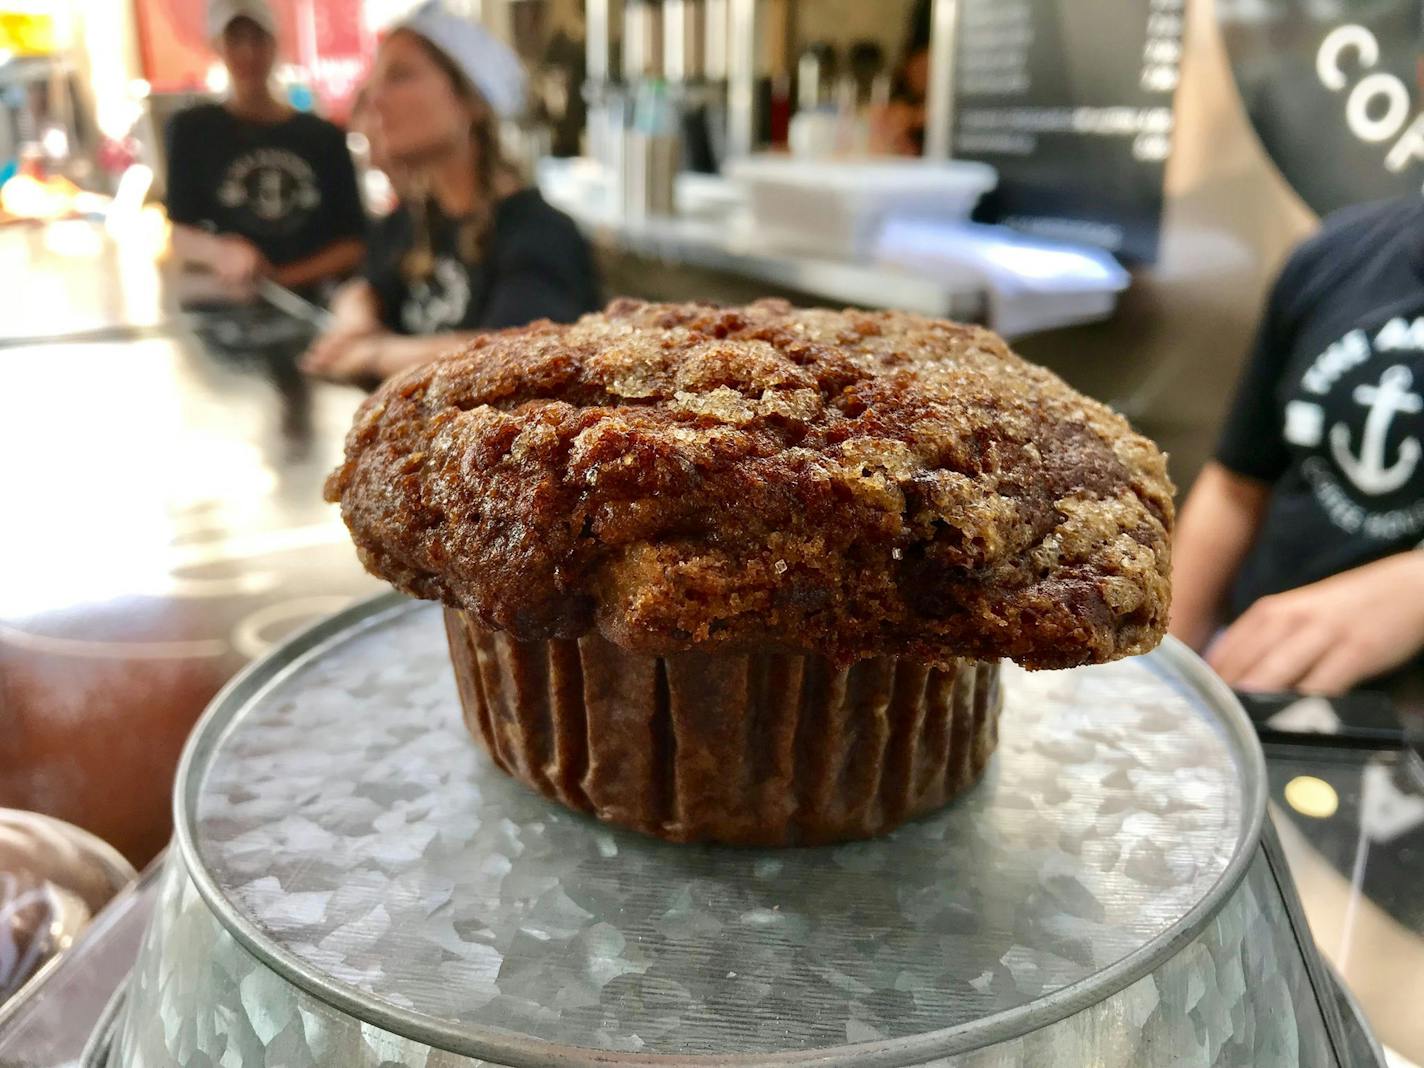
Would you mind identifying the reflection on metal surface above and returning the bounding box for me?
[164,522,356,599]
[1269,754,1424,1064]
[0,859,161,1067]
[230,595,358,660]
[0,809,138,1032]
[1407,717,1424,790]
[0,221,382,866]
[1286,775,1341,819]
[103,597,1370,1065]
[42,220,106,259]
[115,847,1345,1066]
[172,599,1258,1055]
[0,622,231,661]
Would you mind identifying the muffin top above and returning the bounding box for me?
[326,299,1173,669]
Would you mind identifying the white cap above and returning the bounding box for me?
[394,1,526,119]
[208,0,277,41]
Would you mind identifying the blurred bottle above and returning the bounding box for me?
[768,72,791,148]
[626,78,680,218]
[796,42,836,112]
[833,74,870,156]
[789,104,837,159]
[788,42,841,159]
[847,40,885,105]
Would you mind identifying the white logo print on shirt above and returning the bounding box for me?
[401,257,472,335]
[217,148,321,225]
[1328,364,1422,495]
[1286,315,1424,538]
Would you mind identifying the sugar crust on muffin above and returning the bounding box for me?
[326,299,1173,669]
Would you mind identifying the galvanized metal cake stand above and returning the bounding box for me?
[102,594,1381,1066]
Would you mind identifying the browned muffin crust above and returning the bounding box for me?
[326,299,1173,669]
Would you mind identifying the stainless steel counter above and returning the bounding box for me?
[0,221,385,870]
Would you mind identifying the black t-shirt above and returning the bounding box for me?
[362,188,601,335]
[1217,196,1424,617]
[165,103,365,269]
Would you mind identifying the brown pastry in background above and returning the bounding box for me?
[327,299,1173,844]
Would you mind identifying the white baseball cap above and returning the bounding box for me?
[393,1,526,119]
[208,0,277,41]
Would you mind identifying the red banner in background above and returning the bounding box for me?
[133,0,371,120]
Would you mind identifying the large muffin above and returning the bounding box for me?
[326,299,1173,844]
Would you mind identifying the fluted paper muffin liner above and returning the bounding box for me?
[445,609,1001,846]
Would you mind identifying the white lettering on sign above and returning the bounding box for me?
[1315,24,1424,177]
[1385,114,1424,172]
[1316,25,1378,92]
[1346,72,1412,143]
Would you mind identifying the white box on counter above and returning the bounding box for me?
[725,156,998,260]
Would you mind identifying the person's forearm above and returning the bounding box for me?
[326,278,382,335]
[1169,462,1271,651]
[269,238,366,290]
[380,331,479,373]
[169,223,227,272]
[303,325,480,383]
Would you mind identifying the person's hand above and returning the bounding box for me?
[212,235,269,288]
[1206,552,1424,695]
[301,329,403,383]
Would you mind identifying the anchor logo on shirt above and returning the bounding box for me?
[1329,364,1422,495]
[216,150,320,225]
[401,257,471,335]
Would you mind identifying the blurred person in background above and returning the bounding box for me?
[870,0,930,156]
[166,0,367,453]
[1171,189,1424,697]
[302,1,601,384]
[166,0,366,295]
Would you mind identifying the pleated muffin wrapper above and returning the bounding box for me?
[444,609,1002,846]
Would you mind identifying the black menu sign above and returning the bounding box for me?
[951,0,1184,263]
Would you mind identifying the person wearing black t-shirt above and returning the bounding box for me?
[1172,196,1424,695]
[302,3,600,383]
[166,0,365,293]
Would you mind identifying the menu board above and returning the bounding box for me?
[951,0,1185,263]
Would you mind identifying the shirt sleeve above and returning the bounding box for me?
[479,211,600,330]
[163,110,207,228]
[319,124,368,242]
[1214,243,1320,483]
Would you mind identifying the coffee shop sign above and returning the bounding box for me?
[1317,25,1424,178]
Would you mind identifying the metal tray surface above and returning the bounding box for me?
[112,836,1341,1067]
[144,593,1268,1063]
